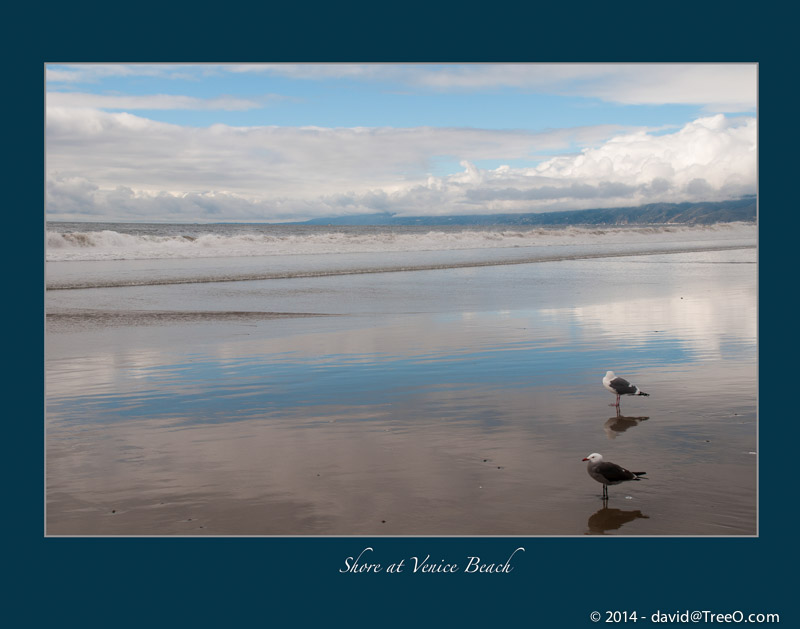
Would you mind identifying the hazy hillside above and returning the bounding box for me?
[303,197,756,226]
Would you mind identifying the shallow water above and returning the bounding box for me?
[45,248,757,536]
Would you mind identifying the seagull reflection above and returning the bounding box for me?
[586,503,650,535]
[603,408,649,440]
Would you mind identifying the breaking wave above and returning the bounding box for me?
[45,222,756,262]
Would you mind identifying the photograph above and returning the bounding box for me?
[16,2,796,618]
[45,63,757,538]
[12,0,800,619]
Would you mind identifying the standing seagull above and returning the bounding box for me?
[582,453,646,499]
[603,371,649,407]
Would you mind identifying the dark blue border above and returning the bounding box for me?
[18,3,792,625]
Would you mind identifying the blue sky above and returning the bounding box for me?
[45,63,757,223]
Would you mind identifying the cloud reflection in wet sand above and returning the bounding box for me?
[46,249,756,535]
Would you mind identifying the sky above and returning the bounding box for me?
[45,63,757,223]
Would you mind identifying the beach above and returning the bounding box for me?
[45,223,757,536]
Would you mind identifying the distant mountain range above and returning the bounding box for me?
[303,197,757,226]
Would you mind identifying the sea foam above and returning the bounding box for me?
[45,223,756,262]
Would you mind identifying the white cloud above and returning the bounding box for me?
[46,106,622,191]
[427,64,756,112]
[44,63,207,83]
[47,91,267,111]
[46,107,756,223]
[47,63,756,112]
[565,65,757,113]
[225,63,386,80]
[225,63,757,112]
[531,114,756,197]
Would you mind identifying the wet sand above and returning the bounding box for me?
[45,248,757,535]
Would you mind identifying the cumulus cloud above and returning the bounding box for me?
[432,115,757,214]
[532,114,756,199]
[46,107,756,222]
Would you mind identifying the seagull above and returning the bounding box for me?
[603,371,649,407]
[582,452,646,499]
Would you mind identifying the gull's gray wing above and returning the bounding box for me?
[595,461,637,483]
[608,377,637,395]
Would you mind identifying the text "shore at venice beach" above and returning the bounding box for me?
[339,547,525,575]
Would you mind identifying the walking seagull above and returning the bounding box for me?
[603,371,649,407]
[582,453,646,499]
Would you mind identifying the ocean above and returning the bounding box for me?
[46,221,755,288]
[45,221,757,536]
